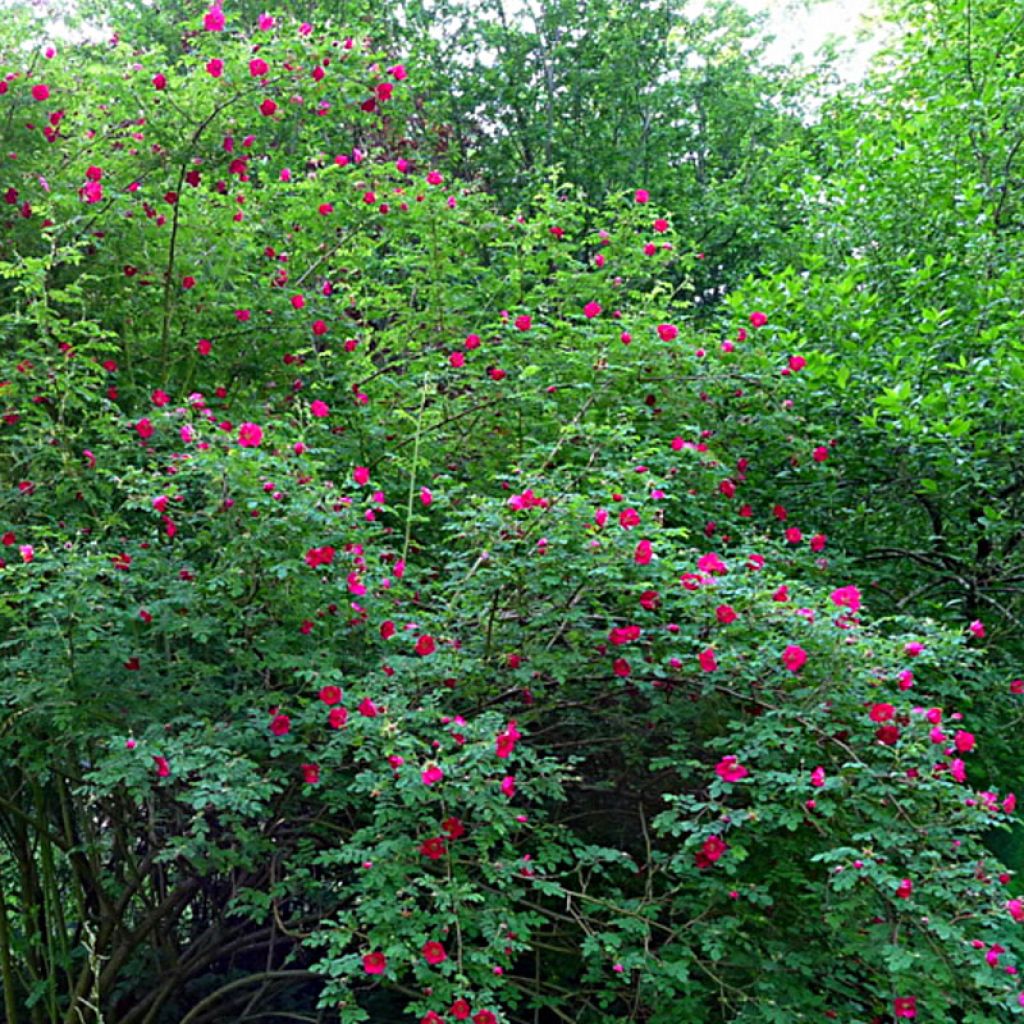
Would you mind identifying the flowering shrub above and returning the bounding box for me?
[0,5,1021,1024]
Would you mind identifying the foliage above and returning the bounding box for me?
[0,2,1022,1024]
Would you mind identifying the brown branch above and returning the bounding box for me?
[177,971,321,1024]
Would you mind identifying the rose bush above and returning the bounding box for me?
[0,4,1021,1024]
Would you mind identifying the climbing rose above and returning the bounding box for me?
[810,766,826,787]
[695,835,727,868]
[422,941,447,965]
[443,816,465,839]
[781,645,807,672]
[422,765,444,785]
[238,422,263,447]
[305,545,335,568]
[749,311,768,328]
[609,625,640,646]
[716,605,737,625]
[869,703,895,723]
[362,952,387,975]
[415,634,436,656]
[697,552,727,574]
[954,730,975,752]
[496,721,521,758]
[310,399,329,418]
[876,724,900,745]
[318,685,342,706]
[699,648,718,673]
[715,756,749,783]
[203,4,225,30]
[269,713,290,736]
[153,756,170,777]
[893,996,916,1019]
[301,763,319,784]
[657,323,678,341]
[420,837,446,860]
[830,585,861,613]
[356,696,380,720]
